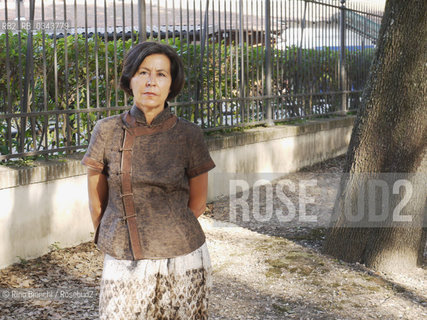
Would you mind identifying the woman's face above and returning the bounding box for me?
[130,53,172,111]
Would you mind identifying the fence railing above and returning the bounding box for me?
[0,0,383,160]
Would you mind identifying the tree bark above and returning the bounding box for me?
[323,0,427,273]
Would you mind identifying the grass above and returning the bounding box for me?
[16,256,29,265]
[204,111,352,136]
[266,267,283,278]
[266,259,288,269]
[0,152,84,167]
[265,255,316,277]
[48,241,62,252]
[2,158,37,168]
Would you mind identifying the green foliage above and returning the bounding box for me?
[2,158,36,167]
[0,33,374,157]
[0,31,136,155]
[16,256,28,265]
[48,241,61,252]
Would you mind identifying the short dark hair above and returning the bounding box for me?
[120,42,185,100]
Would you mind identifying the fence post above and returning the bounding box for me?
[195,0,210,126]
[138,0,147,42]
[20,0,35,153]
[239,0,245,122]
[339,0,348,113]
[264,0,274,126]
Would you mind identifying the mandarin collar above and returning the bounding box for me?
[129,103,172,126]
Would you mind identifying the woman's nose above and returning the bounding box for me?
[146,75,156,86]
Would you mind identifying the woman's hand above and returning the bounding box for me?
[188,172,209,218]
[87,168,109,230]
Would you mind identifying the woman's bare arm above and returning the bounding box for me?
[188,172,209,218]
[87,168,109,230]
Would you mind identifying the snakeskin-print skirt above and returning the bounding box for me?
[99,242,212,320]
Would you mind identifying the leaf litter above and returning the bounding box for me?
[0,155,426,319]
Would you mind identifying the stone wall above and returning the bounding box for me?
[0,116,355,268]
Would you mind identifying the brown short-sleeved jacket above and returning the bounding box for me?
[82,105,215,260]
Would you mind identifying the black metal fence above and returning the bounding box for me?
[0,0,383,160]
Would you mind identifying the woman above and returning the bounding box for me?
[82,41,215,319]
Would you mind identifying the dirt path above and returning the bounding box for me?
[0,156,426,319]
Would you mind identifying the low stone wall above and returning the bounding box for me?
[0,116,354,268]
[0,157,92,269]
[207,116,354,199]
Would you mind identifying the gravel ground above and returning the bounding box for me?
[0,155,426,320]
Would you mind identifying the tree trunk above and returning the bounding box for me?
[323,0,427,274]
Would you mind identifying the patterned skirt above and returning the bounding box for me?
[99,242,212,320]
